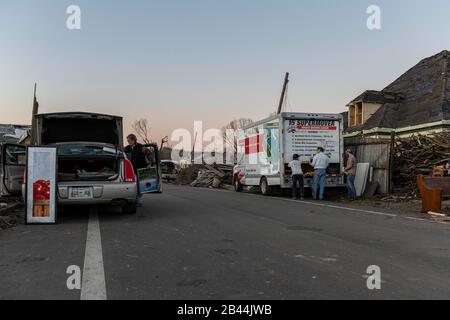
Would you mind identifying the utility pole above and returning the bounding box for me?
[191,131,198,164]
[31,83,39,145]
[277,72,289,114]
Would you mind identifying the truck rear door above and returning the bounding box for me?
[1,144,27,195]
[282,114,343,186]
[283,117,341,164]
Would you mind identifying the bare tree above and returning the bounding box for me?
[132,118,152,144]
[222,118,253,164]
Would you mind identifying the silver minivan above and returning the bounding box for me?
[0,143,27,196]
[24,112,138,214]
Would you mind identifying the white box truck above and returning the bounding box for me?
[232,112,345,195]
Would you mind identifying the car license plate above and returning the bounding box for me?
[69,187,93,199]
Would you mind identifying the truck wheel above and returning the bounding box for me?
[122,203,137,215]
[233,176,243,192]
[260,177,272,196]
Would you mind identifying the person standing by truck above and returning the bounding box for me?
[288,154,304,200]
[445,160,450,176]
[310,147,329,200]
[344,149,357,201]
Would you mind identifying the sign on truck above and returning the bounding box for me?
[233,112,345,195]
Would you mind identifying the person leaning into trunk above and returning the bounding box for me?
[288,154,304,200]
[310,146,329,200]
[125,134,147,171]
[124,134,148,206]
[344,149,357,201]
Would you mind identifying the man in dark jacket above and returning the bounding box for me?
[124,134,148,173]
[124,134,149,206]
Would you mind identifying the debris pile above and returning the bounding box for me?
[392,132,450,195]
[175,165,203,185]
[175,164,233,188]
[190,170,221,187]
[0,197,24,229]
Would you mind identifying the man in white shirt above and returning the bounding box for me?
[344,149,357,201]
[310,147,329,200]
[288,154,304,200]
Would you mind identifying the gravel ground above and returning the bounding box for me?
[0,197,24,229]
[337,195,450,217]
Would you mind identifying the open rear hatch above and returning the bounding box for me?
[35,112,123,146]
[34,112,124,182]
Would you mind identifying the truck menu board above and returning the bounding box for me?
[283,118,340,163]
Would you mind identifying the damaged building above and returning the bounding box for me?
[343,50,450,193]
[0,124,30,144]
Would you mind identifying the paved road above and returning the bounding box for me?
[1,184,450,299]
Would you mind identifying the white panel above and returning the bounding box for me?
[26,147,57,224]
[355,163,370,197]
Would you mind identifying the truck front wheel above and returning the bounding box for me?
[260,177,272,196]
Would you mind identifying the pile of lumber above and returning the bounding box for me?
[175,165,202,185]
[175,164,233,188]
[190,170,221,188]
[0,197,23,229]
[392,132,450,195]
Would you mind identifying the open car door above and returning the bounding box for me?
[138,143,162,193]
[125,143,162,194]
[127,144,162,194]
[1,143,27,196]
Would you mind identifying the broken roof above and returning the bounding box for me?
[346,50,450,133]
[346,90,401,106]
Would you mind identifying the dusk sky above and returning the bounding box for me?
[1,0,450,144]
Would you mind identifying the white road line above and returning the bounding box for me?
[195,186,450,224]
[270,197,398,217]
[80,209,107,300]
[404,216,426,222]
[311,203,397,217]
[275,197,450,222]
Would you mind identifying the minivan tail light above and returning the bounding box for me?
[123,160,136,182]
[23,170,27,184]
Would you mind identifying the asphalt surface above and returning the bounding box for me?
[1,184,450,299]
